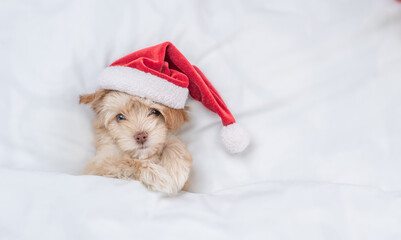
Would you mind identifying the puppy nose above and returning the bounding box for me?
[134,131,148,144]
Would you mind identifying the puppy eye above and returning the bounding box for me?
[149,109,161,116]
[116,114,126,122]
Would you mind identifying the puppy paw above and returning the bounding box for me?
[139,163,181,194]
[160,136,192,190]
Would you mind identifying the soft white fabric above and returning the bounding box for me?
[98,66,189,109]
[1,0,401,239]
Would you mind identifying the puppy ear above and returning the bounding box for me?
[79,90,109,105]
[161,106,189,132]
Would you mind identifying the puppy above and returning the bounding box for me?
[79,90,191,194]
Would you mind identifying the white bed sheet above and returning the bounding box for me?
[1,0,401,239]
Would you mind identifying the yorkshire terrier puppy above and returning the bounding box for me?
[80,90,191,194]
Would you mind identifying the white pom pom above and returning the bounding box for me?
[220,123,250,154]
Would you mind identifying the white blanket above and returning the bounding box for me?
[1,0,401,239]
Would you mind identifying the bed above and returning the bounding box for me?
[1,0,401,239]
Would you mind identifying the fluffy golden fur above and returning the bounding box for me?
[80,90,192,194]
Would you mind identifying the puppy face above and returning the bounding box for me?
[80,90,188,159]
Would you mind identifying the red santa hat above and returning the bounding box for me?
[98,42,250,153]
